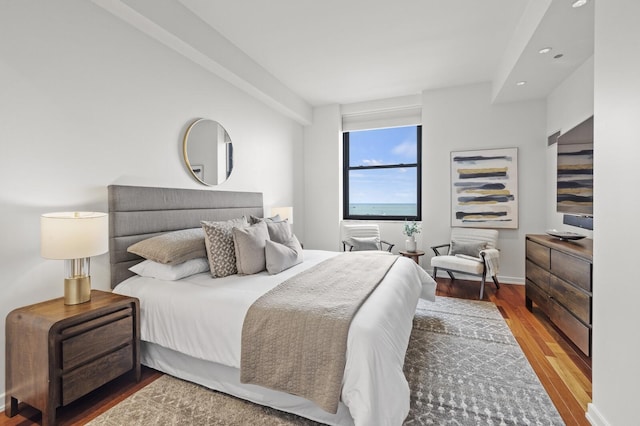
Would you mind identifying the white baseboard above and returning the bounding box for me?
[586,403,611,426]
[0,391,5,412]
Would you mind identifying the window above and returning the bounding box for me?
[343,125,422,221]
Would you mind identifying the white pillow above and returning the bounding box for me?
[129,258,210,281]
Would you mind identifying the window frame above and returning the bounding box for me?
[342,125,422,221]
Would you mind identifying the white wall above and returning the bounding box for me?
[587,1,640,424]
[0,1,302,401]
[422,83,547,283]
[302,105,342,250]
[546,56,595,237]
[303,83,547,282]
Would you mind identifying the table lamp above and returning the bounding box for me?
[270,206,293,224]
[41,212,108,305]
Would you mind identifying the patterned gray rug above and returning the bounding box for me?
[88,297,563,425]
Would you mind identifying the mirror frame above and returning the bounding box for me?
[182,118,233,186]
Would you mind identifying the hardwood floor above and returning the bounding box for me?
[2,280,591,426]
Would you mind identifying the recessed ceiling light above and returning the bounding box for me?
[516,81,527,86]
[539,47,552,54]
[572,0,588,8]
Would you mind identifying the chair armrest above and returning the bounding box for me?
[380,240,395,253]
[431,243,450,256]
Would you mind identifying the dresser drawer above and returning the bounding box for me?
[526,279,550,314]
[62,315,133,370]
[551,250,591,291]
[548,299,591,356]
[526,260,550,292]
[61,344,133,405]
[526,240,550,268]
[549,275,591,324]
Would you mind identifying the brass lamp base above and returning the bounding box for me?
[64,276,91,305]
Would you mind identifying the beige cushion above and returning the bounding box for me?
[431,255,485,275]
[201,217,248,278]
[232,221,269,275]
[265,235,303,274]
[127,228,206,264]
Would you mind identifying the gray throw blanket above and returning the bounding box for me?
[240,252,399,414]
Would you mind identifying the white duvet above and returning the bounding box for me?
[114,250,436,425]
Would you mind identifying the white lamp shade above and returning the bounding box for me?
[270,206,293,224]
[41,212,109,259]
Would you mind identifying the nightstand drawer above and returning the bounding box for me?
[62,344,133,405]
[62,315,133,370]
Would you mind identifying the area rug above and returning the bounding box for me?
[87,297,563,425]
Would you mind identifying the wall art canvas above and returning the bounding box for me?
[557,143,593,216]
[451,148,518,229]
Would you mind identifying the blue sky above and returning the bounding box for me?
[348,126,418,204]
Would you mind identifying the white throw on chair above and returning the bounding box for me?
[430,228,500,299]
[341,223,394,252]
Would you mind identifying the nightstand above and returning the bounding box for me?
[5,290,140,426]
[399,249,425,264]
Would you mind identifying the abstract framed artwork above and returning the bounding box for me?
[557,143,593,216]
[450,147,518,229]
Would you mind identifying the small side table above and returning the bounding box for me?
[399,250,425,264]
[5,290,140,426]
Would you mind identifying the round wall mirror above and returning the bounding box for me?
[183,118,234,186]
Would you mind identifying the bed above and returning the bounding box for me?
[108,184,436,426]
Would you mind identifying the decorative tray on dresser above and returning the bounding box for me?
[525,234,593,356]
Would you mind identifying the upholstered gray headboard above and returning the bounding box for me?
[108,185,263,288]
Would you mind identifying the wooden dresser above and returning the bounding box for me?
[5,290,140,426]
[525,234,593,356]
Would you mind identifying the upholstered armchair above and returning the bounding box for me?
[341,224,394,252]
[430,228,500,299]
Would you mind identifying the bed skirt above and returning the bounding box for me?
[140,341,355,426]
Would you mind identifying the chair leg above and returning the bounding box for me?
[432,267,438,279]
[492,275,500,289]
[447,271,455,281]
[479,270,487,299]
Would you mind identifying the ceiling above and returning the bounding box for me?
[96,0,594,122]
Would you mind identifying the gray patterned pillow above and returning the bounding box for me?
[201,217,248,278]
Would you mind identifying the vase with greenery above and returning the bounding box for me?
[403,221,421,252]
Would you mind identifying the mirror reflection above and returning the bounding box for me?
[183,118,234,186]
